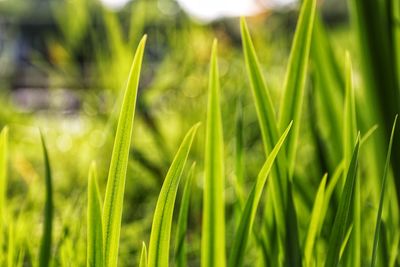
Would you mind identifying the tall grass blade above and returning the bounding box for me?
[148,124,199,267]
[342,52,359,267]
[139,242,147,267]
[87,162,103,267]
[278,0,316,175]
[228,122,292,267]
[371,115,397,267]
[175,163,195,267]
[0,127,8,264]
[325,136,360,267]
[38,132,54,267]
[304,174,327,267]
[201,40,226,267]
[102,36,146,267]
[240,16,287,247]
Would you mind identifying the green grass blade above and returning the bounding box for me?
[325,136,360,267]
[304,174,327,267]
[339,225,353,259]
[102,36,146,267]
[278,0,316,175]
[240,15,287,245]
[371,115,397,267]
[87,162,103,267]
[201,40,226,267]
[148,124,199,267]
[0,127,8,264]
[139,242,147,267]
[38,132,54,267]
[7,221,14,267]
[228,122,292,267]
[342,52,359,267]
[175,163,195,267]
[234,99,245,207]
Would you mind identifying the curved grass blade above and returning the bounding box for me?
[240,16,287,247]
[278,0,316,175]
[201,40,226,267]
[148,124,199,267]
[175,163,195,267]
[371,115,397,267]
[87,162,103,267]
[38,132,53,267]
[139,242,147,267]
[102,36,146,267]
[0,127,8,263]
[304,174,327,267]
[228,122,292,267]
[325,135,360,267]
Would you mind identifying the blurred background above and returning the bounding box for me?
[1,0,392,265]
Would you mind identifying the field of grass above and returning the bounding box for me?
[0,0,399,266]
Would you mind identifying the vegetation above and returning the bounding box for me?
[0,0,399,266]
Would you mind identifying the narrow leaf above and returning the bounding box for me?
[278,0,316,175]
[102,36,146,267]
[175,163,195,267]
[201,40,226,267]
[325,136,360,267]
[228,122,292,267]
[148,124,199,267]
[38,132,54,267]
[304,174,327,267]
[371,115,397,267]
[87,162,103,267]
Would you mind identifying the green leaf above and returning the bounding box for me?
[304,174,327,267]
[102,36,146,267]
[201,39,226,267]
[175,163,195,267]
[148,124,199,267]
[342,52,360,267]
[139,242,147,267]
[87,162,104,267]
[228,122,292,267]
[325,135,360,267]
[38,132,54,267]
[0,127,8,263]
[240,16,287,246]
[371,115,397,267]
[278,0,316,175]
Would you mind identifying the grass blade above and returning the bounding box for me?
[278,0,316,175]
[371,115,397,267]
[228,122,292,267]
[201,40,226,267]
[38,132,54,267]
[0,127,8,264]
[325,135,360,267]
[342,52,360,267]
[139,242,147,267]
[175,163,195,267]
[304,174,327,267]
[87,162,103,267]
[148,124,199,267]
[102,36,146,267]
